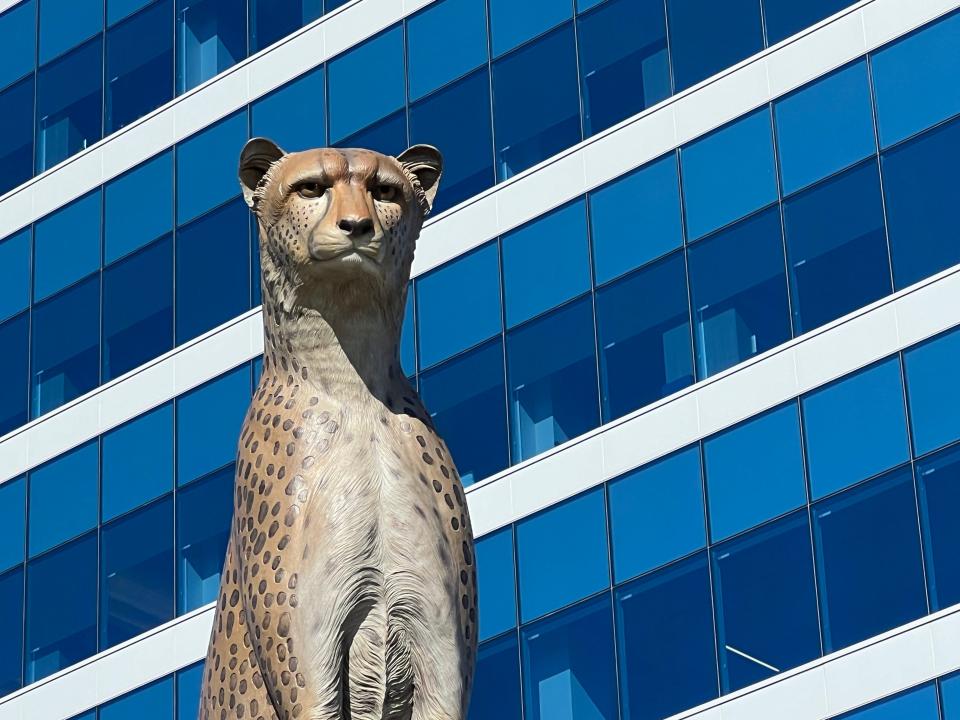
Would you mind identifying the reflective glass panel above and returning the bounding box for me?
[475,527,516,641]
[107,0,155,25]
[470,634,521,720]
[334,109,406,157]
[407,0,487,100]
[0,229,30,323]
[101,676,175,720]
[764,0,851,44]
[489,0,570,57]
[177,663,204,720]
[105,151,174,263]
[250,0,321,52]
[0,478,25,573]
[251,66,325,152]
[176,0,246,93]
[0,568,23,697]
[28,440,98,557]
[177,463,234,612]
[905,327,960,457]
[837,682,939,719]
[917,444,960,610]
[943,672,960,719]
[0,313,29,436]
[0,0,35,91]
[38,0,102,63]
[177,110,247,224]
[0,77,34,195]
[34,189,101,302]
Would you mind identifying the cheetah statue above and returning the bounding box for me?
[198,139,477,720]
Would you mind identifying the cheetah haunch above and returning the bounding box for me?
[198,140,477,720]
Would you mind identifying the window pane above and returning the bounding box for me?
[704,403,806,541]
[0,568,23,697]
[38,0,102,63]
[107,0,155,25]
[401,286,416,378]
[944,672,960,719]
[0,0,35,91]
[407,0,487,100]
[577,0,669,136]
[328,26,404,142]
[916,444,960,610]
[837,682,939,719]
[506,297,599,462]
[681,109,778,240]
[334,109,407,157]
[36,36,103,172]
[492,23,581,180]
[803,358,909,499]
[764,0,850,44]
[0,77,34,195]
[177,110,247,224]
[516,489,608,622]
[101,676,174,720]
[502,199,590,328]
[251,66,325,152]
[102,403,174,521]
[176,0,246,93]
[521,594,617,720]
[0,229,30,323]
[813,466,926,652]
[31,275,100,417]
[596,250,692,421]
[34,189,102,302]
[615,553,718,720]
[25,532,97,682]
[177,662,204,720]
[774,60,876,195]
[29,440,98,557]
[105,151,174,263]
[608,446,705,583]
[590,153,682,286]
[420,339,509,487]
[0,313,29,436]
[0,478,25,573]
[687,207,791,378]
[177,463,233,612]
[475,527,516,641]
[470,634,521,720]
[489,0,570,57]
[250,0,321,52]
[905,327,960,457]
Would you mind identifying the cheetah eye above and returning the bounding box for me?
[373,185,398,203]
[295,182,325,199]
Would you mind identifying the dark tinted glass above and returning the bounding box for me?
[100,675,174,720]
[176,0,246,93]
[0,478,26,573]
[917,444,960,610]
[840,684,940,720]
[475,527,516,641]
[251,66,325,152]
[0,0,36,91]
[28,441,98,557]
[470,633,521,720]
[38,0,102,63]
[905,327,960,457]
[176,110,247,225]
[764,0,852,44]
[489,0,570,57]
[0,229,31,323]
[0,313,29,436]
[33,189,101,302]
[177,663,204,720]
[107,0,154,25]
[0,77,34,195]
[334,109,407,158]
[0,568,23,697]
[250,0,321,52]
[407,0,487,101]
[177,463,233,612]
[105,151,174,263]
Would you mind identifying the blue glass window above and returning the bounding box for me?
[29,440,98,557]
[334,109,407,157]
[0,77,34,195]
[596,251,692,421]
[943,672,960,719]
[401,287,416,378]
[177,365,248,485]
[577,0,669,136]
[177,463,233,612]
[917,445,960,610]
[0,230,30,323]
[608,446,705,583]
[712,511,820,692]
[0,0,35,91]
[489,0,570,57]
[250,0,321,52]
[31,274,100,417]
[475,527,516,641]
[682,109,778,240]
[0,313,29,436]
[775,60,876,195]
[101,676,174,720]
[407,0,487,100]
[419,339,509,487]
[176,197,250,343]
[471,634,521,720]
[803,358,909,499]
[764,0,851,44]
[25,532,97,682]
[251,66,325,151]
[882,116,960,290]
[105,152,174,264]
[615,553,718,720]
[38,0,102,64]
[813,466,926,651]
[590,154,682,285]
[177,663,204,720]
[103,236,174,381]
[905,328,960,457]
[506,297,599,461]
[502,199,590,328]
[521,594,617,720]
[34,189,102,302]
[328,26,404,142]
[0,478,25,573]
[177,110,247,224]
[667,0,763,91]
[838,682,940,719]
[492,23,581,180]
[0,568,23,697]
[107,0,155,25]
[102,403,174,521]
[35,37,103,172]
[176,0,246,93]
[106,0,174,133]
[409,67,495,214]
[687,207,790,378]
[872,11,960,149]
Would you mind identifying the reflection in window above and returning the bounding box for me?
[176,0,246,93]
[0,313,29,436]
[470,633,522,720]
[475,527,516,642]
[916,444,960,611]
[0,77,34,195]
[0,568,23,697]
[28,440,99,557]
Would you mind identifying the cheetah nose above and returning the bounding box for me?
[338,216,374,237]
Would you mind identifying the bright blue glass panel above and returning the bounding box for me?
[103,235,174,381]
[489,0,570,57]
[328,26,404,141]
[608,446,705,583]
[252,66,325,151]
[0,478,25,573]
[521,594,617,720]
[506,297,599,461]
[687,207,790,378]
[35,37,103,172]
[28,440,98,557]
[704,403,806,541]
[590,154,682,285]
[101,676,174,720]
[764,0,851,44]
[813,466,926,651]
[712,511,820,692]
[409,67,495,215]
[682,109,778,240]
[667,0,762,91]
[0,568,23,696]
[905,328,960,457]
[419,339,509,486]
[177,365,248,485]
[105,151,174,263]
[872,11,960,149]
[401,287,415,377]
[107,0,155,25]
[517,489,608,623]
[0,77,35,195]
[803,358,909,499]
[0,0,35,91]
[917,445,960,610]
[615,553,718,720]
[470,634,521,720]
[577,0,669,136]
[177,463,233,612]
[475,527,516,641]
[102,403,174,521]
[775,60,876,195]
[837,682,939,719]
[34,189,101,302]
[31,275,100,417]
[0,313,29,435]
[25,532,97,682]
[0,229,30,322]
[334,109,407,157]
[596,250,692,421]
[176,197,250,344]
[38,0,102,63]
[502,199,590,328]
[250,0,322,52]
[882,116,960,290]
[177,663,204,720]
[177,110,247,224]
[943,672,960,719]
[408,0,487,100]
[492,23,581,180]
[176,0,246,93]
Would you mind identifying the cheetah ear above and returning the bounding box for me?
[397,145,443,214]
[239,137,286,211]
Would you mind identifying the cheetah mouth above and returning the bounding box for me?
[309,242,382,265]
